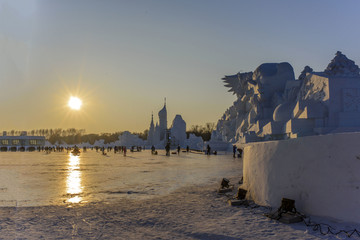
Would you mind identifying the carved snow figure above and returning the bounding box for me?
[222,72,253,98]
[252,62,294,104]
[214,51,360,143]
[324,51,360,77]
[298,66,313,81]
[217,62,296,142]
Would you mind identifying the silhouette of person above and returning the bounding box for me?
[165,143,170,156]
[238,148,243,158]
[233,145,237,158]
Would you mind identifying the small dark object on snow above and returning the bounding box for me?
[228,199,248,206]
[265,198,302,224]
[221,178,230,189]
[236,187,247,200]
[280,198,296,213]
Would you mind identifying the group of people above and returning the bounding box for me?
[205,145,217,155]
[232,145,243,158]
[151,144,191,156]
[165,143,182,156]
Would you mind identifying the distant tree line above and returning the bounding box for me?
[6,128,149,145]
[186,122,215,142]
[6,123,215,145]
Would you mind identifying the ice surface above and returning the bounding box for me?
[0,150,241,207]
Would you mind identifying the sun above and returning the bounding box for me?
[68,97,82,110]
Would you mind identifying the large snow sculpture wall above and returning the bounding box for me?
[216,51,360,143]
[243,132,360,223]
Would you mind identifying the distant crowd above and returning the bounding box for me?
[0,144,243,158]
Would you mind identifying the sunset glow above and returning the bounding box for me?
[68,97,82,110]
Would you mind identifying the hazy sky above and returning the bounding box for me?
[1,0,360,133]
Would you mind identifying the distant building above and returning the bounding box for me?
[147,100,187,147]
[0,131,45,151]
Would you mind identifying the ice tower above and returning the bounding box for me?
[158,98,167,141]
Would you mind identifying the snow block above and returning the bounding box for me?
[243,132,360,223]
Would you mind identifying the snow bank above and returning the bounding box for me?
[243,132,360,223]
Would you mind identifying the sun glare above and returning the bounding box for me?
[68,97,82,110]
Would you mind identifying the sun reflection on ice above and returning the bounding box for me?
[66,154,83,203]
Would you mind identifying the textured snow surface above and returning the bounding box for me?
[2,182,359,239]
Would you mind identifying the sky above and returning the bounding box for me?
[1,0,360,133]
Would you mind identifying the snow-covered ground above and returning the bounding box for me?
[0,151,359,239]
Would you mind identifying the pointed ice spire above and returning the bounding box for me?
[159,98,167,115]
[150,112,154,128]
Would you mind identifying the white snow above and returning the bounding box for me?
[243,132,360,223]
[170,114,187,147]
[215,51,360,143]
[0,150,359,239]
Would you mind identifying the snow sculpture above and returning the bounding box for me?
[253,62,294,102]
[324,51,360,77]
[158,101,167,141]
[217,63,295,142]
[147,113,156,146]
[116,131,145,147]
[170,115,186,147]
[223,72,253,98]
[298,66,313,81]
[147,101,191,148]
[215,52,360,143]
[184,134,203,151]
[147,101,167,147]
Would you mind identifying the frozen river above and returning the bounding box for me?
[0,150,242,207]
